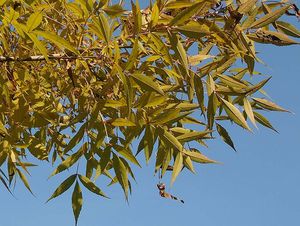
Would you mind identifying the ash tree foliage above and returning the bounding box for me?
[0,0,299,224]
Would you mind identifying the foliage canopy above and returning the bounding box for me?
[0,0,299,224]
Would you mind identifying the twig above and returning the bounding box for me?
[0,54,101,62]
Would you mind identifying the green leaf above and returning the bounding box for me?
[169,33,189,75]
[0,120,8,135]
[252,98,289,112]
[47,174,77,202]
[243,98,257,128]
[26,11,43,32]
[50,143,86,177]
[207,92,218,130]
[254,112,278,132]
[34,30,79,54]
[194,75,205,115]
[277,21,300,38]
[221,98,251,131]
[150,2,159,27]
[184,150,217,164]
[171,152,183,185]
[159,127,183,152]
[238,0,257,14]
[248,30,299,46]
[98,12,111,43]
[131,73,164,95]
[245,78,271,96]
[112,154,129,199]
[26,32,49,60]
[188,54,214,66]
[169,1,209,26]
[16,168,34,195]
[183,156,195,173]
[64,123,86,154]
[114,146,141,167]
[216,123,236,151]
[165,1,194,9]
[111,118,136,127]
[250,5,290,29]
[131,0,142,35]
[99,147,111,172]
[79,175,108,198]
[176,131,211,143]
[72,181,83,226]
[103,4,126,18]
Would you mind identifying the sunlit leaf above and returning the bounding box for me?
[250,5,290,29]
[171,152,183,185]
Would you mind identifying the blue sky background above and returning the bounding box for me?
[1,1,300,226]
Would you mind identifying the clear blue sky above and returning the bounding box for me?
[1,2,300,226]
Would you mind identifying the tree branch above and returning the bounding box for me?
[0,54,101,62]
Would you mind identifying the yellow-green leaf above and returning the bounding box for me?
[250,5,290,29]
[51,143,86,177]
[112,154,129,199]
[160,127,183,152]
[277,21,300,38]
[221,98,251,131]
[169,1,209,26]
[183,156,195,173]
[72,181,83,226]
[16,168,34,195]
[111,118,136,127]
[114,146,141,167]
[243,98,257,128]
[64,123,86,154]
[252,98,289,112]
[27,11,43,32]
[254,112,278,132]
[0,120,8,135]
[131,73,164,95]
[34,30,79,54]
[188,54,214,66]
[238,0,257,14]
[47,174,77,202]
[171,152,183,185]
[216,123,236,151]
[79,175,108,198]
[184,150,216,164]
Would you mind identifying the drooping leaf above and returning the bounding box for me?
[78,175,108,198]
[16,168,34,195]
[50,143,86,177]
[112,154,129,199]
[171,151,183,185]
[47,174,77,202]
[216,123,236,151]
[254,112,278,132]
[72,181,83,226]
